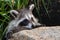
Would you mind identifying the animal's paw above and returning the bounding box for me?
[36,23,42,26]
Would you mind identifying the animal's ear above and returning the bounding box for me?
[10,10,19,18]
[29,4,34,11]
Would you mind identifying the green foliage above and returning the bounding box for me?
[41,0,51,18]
[33,0,41,19]
[31,0,51,22]
[0,0,51,40]
[0,0,29,40]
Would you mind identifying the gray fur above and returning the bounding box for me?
[5,4,41,39]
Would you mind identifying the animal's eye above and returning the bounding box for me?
[19,19,30,26]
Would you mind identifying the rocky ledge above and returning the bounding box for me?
[9,26,60,40]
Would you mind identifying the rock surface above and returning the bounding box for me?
[9,26,60,40]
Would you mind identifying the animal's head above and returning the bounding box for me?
[9,4,35,29]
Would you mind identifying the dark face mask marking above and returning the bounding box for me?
[19,19,30,26]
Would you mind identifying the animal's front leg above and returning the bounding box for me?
[31,21,41,27]
[31,13,38,22]
[31,14,41,26]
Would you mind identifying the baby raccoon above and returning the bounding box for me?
[9,4,41,29]
[4,4,42,40]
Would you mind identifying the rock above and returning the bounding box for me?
[9,26,60,40]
